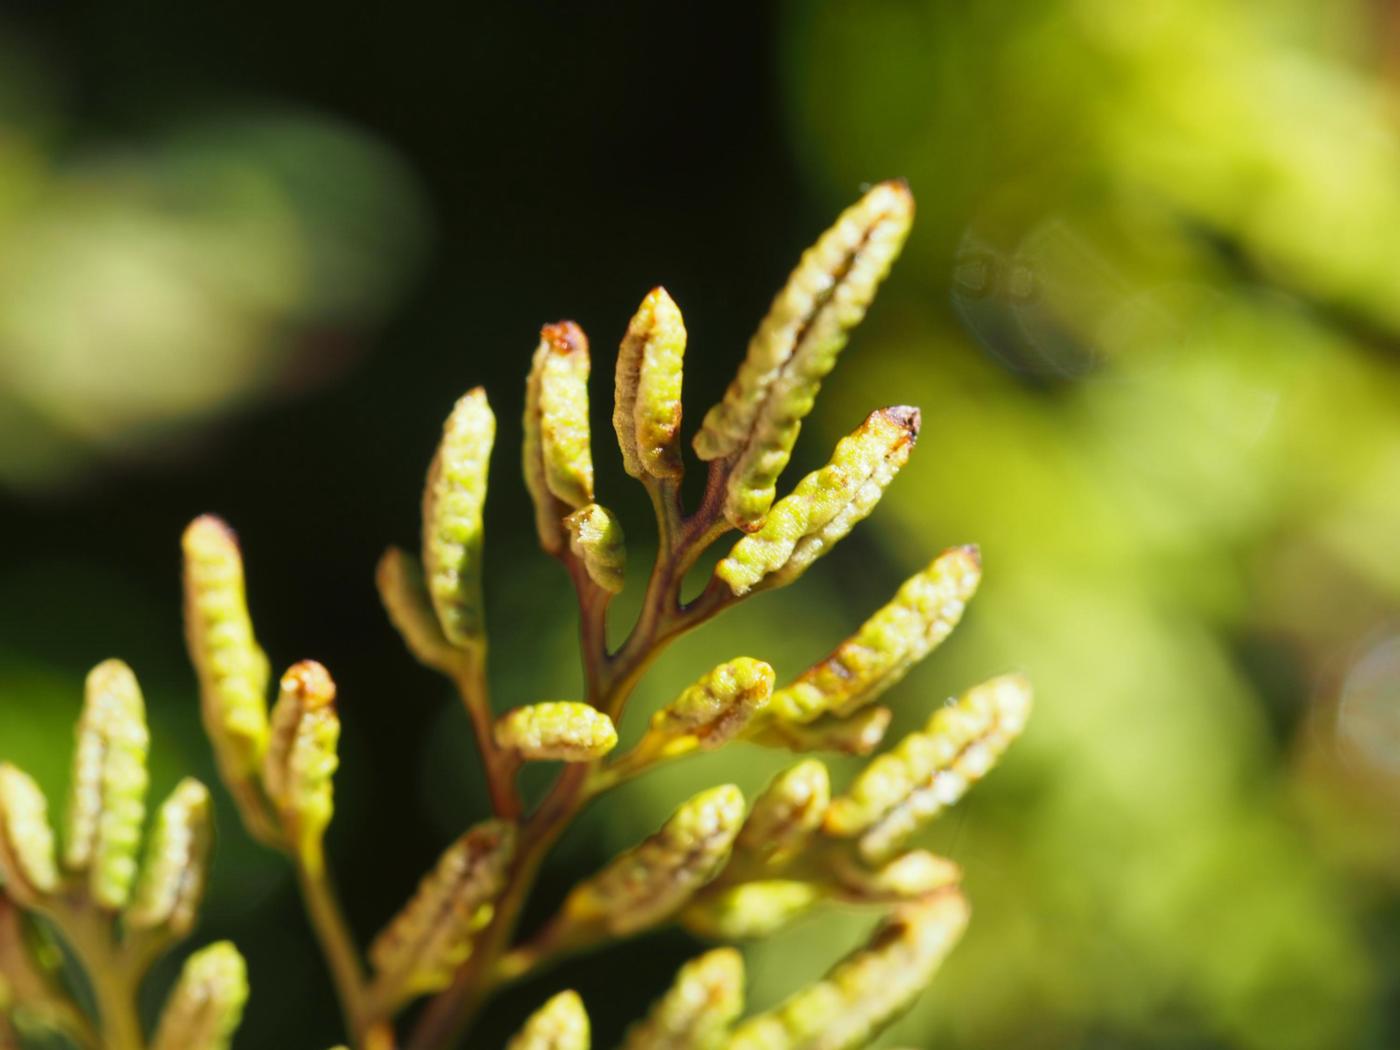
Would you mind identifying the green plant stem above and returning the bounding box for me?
[450,650,522,821]
[53,905,145,1050]
[403,766,589,1050]
[294,856,394,1050]
[88,961,144,1050]
[228,775,285,849]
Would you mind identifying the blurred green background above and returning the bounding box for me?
[3,2,1399,1047]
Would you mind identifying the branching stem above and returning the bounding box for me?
[450,650,523,821]
[293,855,395,1050]
[405,469,736,1050]
[49,902,145,1050]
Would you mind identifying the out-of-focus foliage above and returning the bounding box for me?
[741,1,1400,1047]
[0,33,424,491]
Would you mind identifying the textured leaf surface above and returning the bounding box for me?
[646,659,775,754]
[614,287,687,481]
[127,778,212,936]
[369,820,515,998]
[694,181,915,531]
[422,388,494,646]
[182,516,271,781]
[725,893,968,1050]
[770,546,982,725]
[622,948,744,1050]
[263,661,340,866]
[563,785,744,936]
[508,990,590,1050]
[376,547,457,670]
[495,703,618,762]
[151,941,248,1050]
[825,674,1032,861]
[524,323,594,553]
[0,765,58,905]
[563,504,626,594]
[64,659,149,909]
[716,407,919,595]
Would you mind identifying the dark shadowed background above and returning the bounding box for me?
[2,2,1399,1047]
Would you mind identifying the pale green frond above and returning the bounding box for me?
[508,990,590,1050]
[563,504,626,594]
[64,659,149,909]
[369,820,515,1001]
[770,546,982,725]
[693,181,915,531]
[422,387,495,647]
[562,785,745,936]
[622,948,744,1050]
[724,893,968,1050]
[494,703,618,762]
[825,674,1032,862]
[151,941,248,1050]
[127,778,212,938]
[716,407,918,595]
[263,661,340,869]
[615,287,687,481]
[182,516,271,783]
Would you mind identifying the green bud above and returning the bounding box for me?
[716,408,919,596]
[831,850,961,904]
[682,880,822,941]
[151,941,248,1050]
[735,761,829,868]
[0,765,59,907]
[614,287,687,482]
[726,892,968,1050]
[645,658,774,756]
[771,546,981,725]
[182,515,271,785]
[377,547,457,672]
[825,674,1032,862]
[524,323,594,555]
[508,989,590,1050]
[749,707,892,757]
[369,820,515,1000]
[126,778,212,938]
[263,662,340,869]
[693,181,915,531]
[622,948,743,1050]
[65,659,149,910]
[563,504,626,594]
[422,387,495,647]
[563,785,745,936]
[494,703,618,762]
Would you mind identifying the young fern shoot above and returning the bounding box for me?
[0,181,1031,1050]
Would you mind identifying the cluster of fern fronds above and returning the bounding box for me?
[0,181,1030,1050]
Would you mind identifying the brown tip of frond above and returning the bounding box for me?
[957,543,981,568]
[881,405,921,438]
[542,321,588,356]
[281,660,337,710]
[375,546,400,582]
